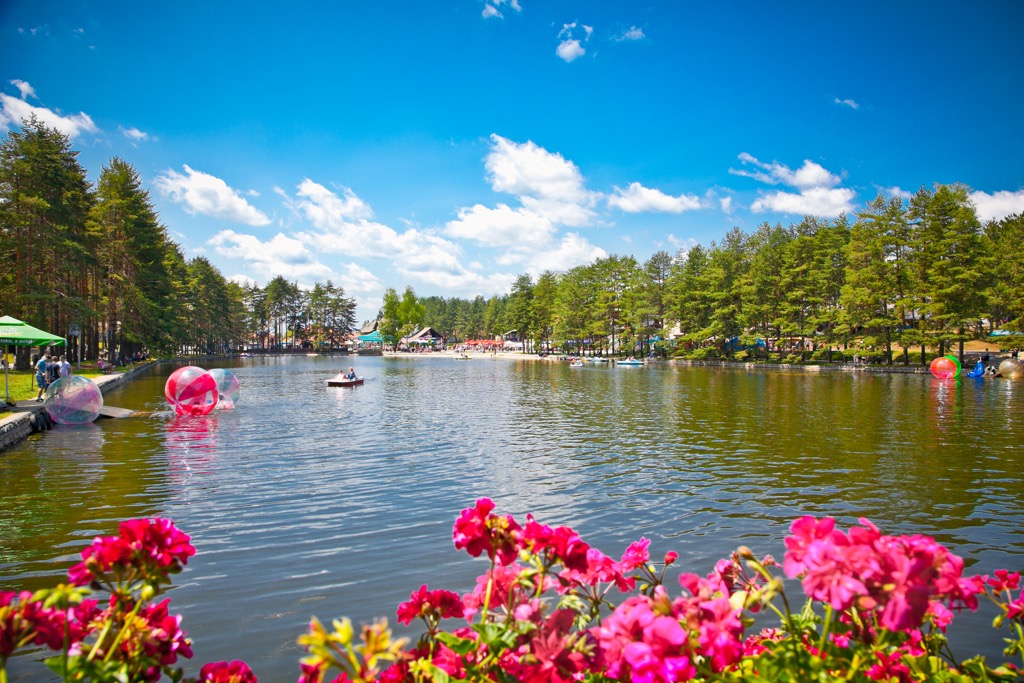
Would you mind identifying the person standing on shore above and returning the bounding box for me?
[34,352,50,401]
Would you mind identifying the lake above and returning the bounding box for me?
[2,354,1022,680]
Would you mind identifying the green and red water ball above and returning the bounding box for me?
[928,355,962,379]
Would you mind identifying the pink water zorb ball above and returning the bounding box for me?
[209,368,240,409]
[164,366,218,416]
[44,375,104,424]
[929,356,958,379]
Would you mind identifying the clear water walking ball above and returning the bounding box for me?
[209,368,240,409]
[164,366,218,416]
[998,358,1023,380]
[44,375,104,424]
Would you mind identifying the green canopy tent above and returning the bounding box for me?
[0,315,66,405]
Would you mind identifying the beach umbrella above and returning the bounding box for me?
[0,315,66,405]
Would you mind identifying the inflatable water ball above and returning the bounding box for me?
[164,366,218,416]
[998,358,1024,380]
[43,375,104,425]
[209,368,240,409]
[929,356,959,379]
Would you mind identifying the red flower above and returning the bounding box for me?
[452,498,522,566]
[396,584,465,626]
[199,660,258,683]
[621,538,651,571]
[520,516,590,572]
[69,518,195,586]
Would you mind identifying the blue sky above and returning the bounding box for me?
[3,1,1023,324]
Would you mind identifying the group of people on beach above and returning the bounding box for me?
[32,350,72,401]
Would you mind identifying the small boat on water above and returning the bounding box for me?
[327,374,364,387]
[616,359,644,366]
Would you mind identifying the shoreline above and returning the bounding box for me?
[0,351,1006,454]
[0,362,155,454]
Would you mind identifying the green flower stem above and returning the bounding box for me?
[480,555,496,624]
[818,603,834,653]
[102,596,145,664]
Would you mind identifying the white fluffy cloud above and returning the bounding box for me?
[446,203,556,248]
[971,189,1024,222]
[482,0,521,19]
[484,134,599,225]
[732,152,842,190]
[614,26,645,41]
[528,232,607,274]
[444,134,603,268]
[119,126,151,143]
[209,230,332,281]
[556,22,592,62]
[155,166,272,226]
[751,186,857,216]
[556,39,585,62]
[732,153,855,217]
[0,90,97,138]
[10,79,35,99]
[607,182,701,213]
[834,97,860,109]
[283,179,491,296]
[287,179,404,257]
[880,185,913,201]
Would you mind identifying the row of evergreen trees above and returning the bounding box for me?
[0,117,358,367]
[407,190,1022,362]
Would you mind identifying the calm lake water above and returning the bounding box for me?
[2,355,1023,680]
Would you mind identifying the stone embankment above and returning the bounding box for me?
[0,362,155,454]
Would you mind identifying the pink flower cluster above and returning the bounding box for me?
[437,498,749,682]
[0,590,100,656]
[69,517,196,587]
[396,584,464,626]
[783,516,985,632]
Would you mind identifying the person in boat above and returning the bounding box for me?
[345,367,357,380]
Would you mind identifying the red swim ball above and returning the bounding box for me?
[929,356,958,379]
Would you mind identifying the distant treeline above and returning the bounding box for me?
[3,117,1022,367]
[398,190,1023,361]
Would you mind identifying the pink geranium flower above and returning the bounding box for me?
[199,660,258,683]
[520,516,590,572]
[621,538,651,571]
[396,584,465,626]
[68,518,195,586]
[452,498,522,566]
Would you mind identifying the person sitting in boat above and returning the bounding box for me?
[345,367,357,380]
